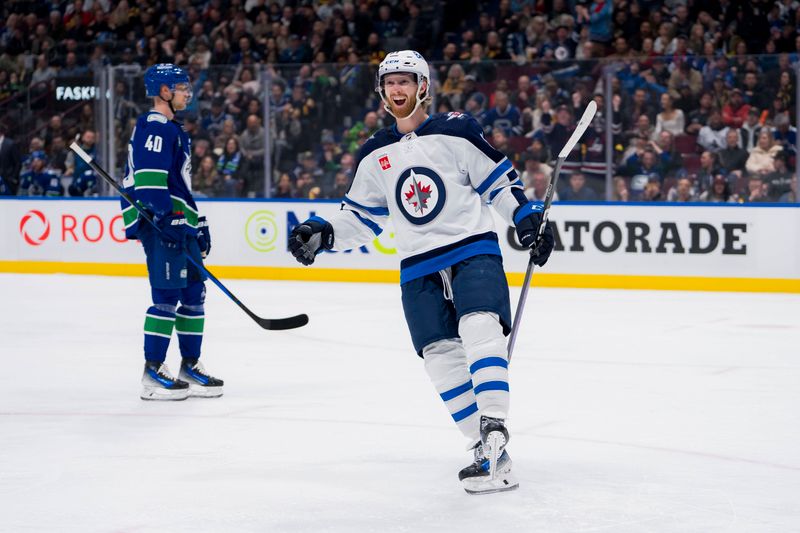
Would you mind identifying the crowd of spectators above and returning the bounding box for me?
[0,0,798,203]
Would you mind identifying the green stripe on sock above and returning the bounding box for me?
[134,170,168,188]
[144,315,175,336]
[175,314,204,334]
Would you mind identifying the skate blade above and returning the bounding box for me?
[187,384,223,398]
[140,388,190,401]
[485,431,507,480]
[463,473,519,495]
[139,387,189,402]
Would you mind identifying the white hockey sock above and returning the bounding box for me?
[458,312,509,420]
[422,338,481,443]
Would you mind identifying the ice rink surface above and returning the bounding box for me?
[1,273,798,533]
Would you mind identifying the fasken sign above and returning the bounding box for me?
[19,209,128,246]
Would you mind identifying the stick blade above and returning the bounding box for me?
[256,313,309,330]
[558,100,598,159]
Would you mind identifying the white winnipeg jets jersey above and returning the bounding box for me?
[328,112,526,284]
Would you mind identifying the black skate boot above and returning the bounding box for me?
[459,440,518,494]
[141,362,190,401]
[179,358,224,398]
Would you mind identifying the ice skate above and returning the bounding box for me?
[460,416,518,494]
[459,440,518,495]
[141,362,190,401]
[179,358,224,398]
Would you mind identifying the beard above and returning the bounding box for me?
[387,92,417,119]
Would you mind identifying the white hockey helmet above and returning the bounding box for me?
[375,50,432,119]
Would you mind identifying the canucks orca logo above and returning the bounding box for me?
[394,166,446,225]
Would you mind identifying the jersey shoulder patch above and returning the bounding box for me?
[146,112,168,124]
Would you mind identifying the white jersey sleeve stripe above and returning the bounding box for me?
[343,195,390,216]
[475,158,512,196]
[347,209,382,236]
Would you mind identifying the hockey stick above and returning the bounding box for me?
[507,100,597,361]
[69,142,309,331]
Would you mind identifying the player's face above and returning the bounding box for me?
[171,83,192,110]
[383,73,419,118]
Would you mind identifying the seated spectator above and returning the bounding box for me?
[667,177,698,202]
[778,177,797,203]
[483,90,523,137]
[743,175,770,203]
[193,155,220,197]
[627,114,655,144]
[18,152,63,197]
[650,130,683,178]
[560,172,598,201]
[344,111,380,154]
[464,93,487,125]
[203,97,233,139]
[440,64,466,110]
[524,170,558,202]
[239,114,266,196]
[668,62,702,101]
[526,137,552,164]
[740,108,763,152]
[698,110,728,153]
[294,170,319,199]
[699,174,739,203]
[746,130,783,176]
[642,176,664,201]
[654,93,685,139]
[718,129,749,172]
[695,151,721,193]
[626,149,663,199]
[764,151,793,200]
[685,91,714,135]
[327,170,352,199]
[722,89,750,128]
[772,114,797,156]
[273,172,294,199]
[612,176,629,201]
[216,137,243,197]
[512,75,536,112]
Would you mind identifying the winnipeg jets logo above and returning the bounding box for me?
[394,166,446,225]
[404,171,432,213]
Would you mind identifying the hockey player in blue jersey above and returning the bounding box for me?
[18,151,63,196]
[121,64,223,401]
[289,51,555,494]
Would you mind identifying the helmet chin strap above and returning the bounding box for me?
[158,88,178,116]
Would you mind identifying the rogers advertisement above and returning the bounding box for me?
[1,198,799,289]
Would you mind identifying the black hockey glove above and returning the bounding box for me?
[289,217,334,266]
[196,216,211,258]
[513,202,555,267]
[156,213,192,249]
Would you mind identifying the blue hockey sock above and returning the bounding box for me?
[175,305,204,358]
[143,305,175,363]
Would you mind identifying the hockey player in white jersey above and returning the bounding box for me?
[289,50,554,494]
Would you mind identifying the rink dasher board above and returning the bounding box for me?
[1,198,798,293]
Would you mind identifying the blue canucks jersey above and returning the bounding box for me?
[18,169,63,196]
[120,111,197,239]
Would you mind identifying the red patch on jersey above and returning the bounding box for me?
[379,155,391,170]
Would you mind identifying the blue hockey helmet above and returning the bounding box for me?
[144,64,190,98]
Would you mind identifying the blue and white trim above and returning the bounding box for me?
[399,231,501,284]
